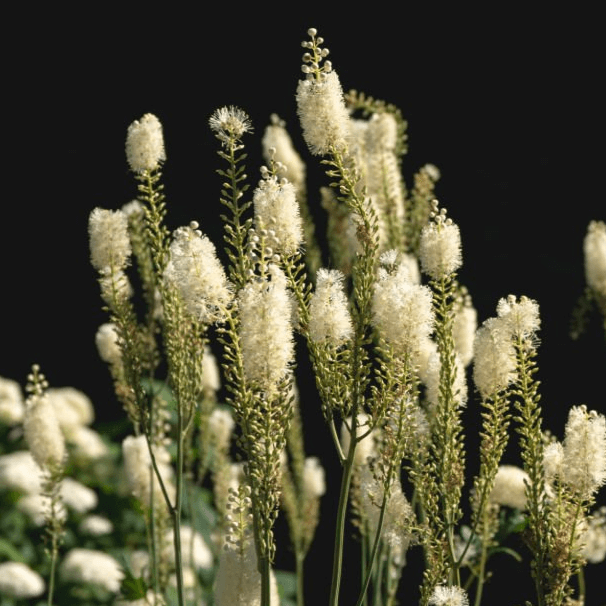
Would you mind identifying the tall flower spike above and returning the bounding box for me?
[125,113,166,173]
[419,200,463,279]
[296,28,350,155]
[88,207,131,272]
[496,294,541,340]
[163,221,233,324]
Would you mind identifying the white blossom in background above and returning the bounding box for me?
[125,113,166,173]
[0,376,24,426]
[239,265,294,390]
[17,492,67,526]
[542,441,565,485]
[122,435,175,507]
[419,204,463,280]
[23,393,65,471]
[253,172,303,255]
[372,260,434,355]
[262,114,306,191]
[201,345,221,394]
[584,219,606,297]
[0,450,43,493]
[560,405,606,499]
[68,425,109,461]
[453,295,477,367]
[340,413,376,465]
[472,317,517,400]
[582,507,606,563]
[208,408,235,452]
[88,207,131,272]
[424,351,468,412]
[95,322,122,366]
[61,477,98,513]
[0,561,45,599]
[165,525,213,570]
[489,465,530,510]
[60,548,124,593]
[164,222,232,324]
[46,386,95,432]
[79,515,114,536]
[308,268,353,345]
[428,584,469,606]
[303,457,326,497]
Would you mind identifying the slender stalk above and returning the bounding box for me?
[329,432,358,606]
[260,550,272,606]
[47,534,58,606]
[473,529,489,606]
[296,551,305,606]
[171,405,186,606]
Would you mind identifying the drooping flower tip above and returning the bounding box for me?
[88,207,131,272]
[125,113,166,173]
[209,106,253,145]
[309,268,353,345]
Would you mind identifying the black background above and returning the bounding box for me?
[2,6,604,605]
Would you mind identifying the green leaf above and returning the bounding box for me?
[274,569,297,599]
[119,568,148,600]
[0,537,26,562]
[489,546,523,562]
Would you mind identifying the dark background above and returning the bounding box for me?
[2,7,604,605]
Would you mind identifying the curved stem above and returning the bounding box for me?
[296,551,306,606]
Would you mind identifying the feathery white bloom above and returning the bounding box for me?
[23,393,65,470]
[262,115,306,191]
[164,222,232,324]
[560,405,606,498]
[209,105,253,145]
[201,345,221,393]
[80,515,114,536]
[95,322,122,366]
[422,163,441,182]
[253,174,303,255]
[88,207,131,272]
[303,457,326,497]
[0,561,45,598]
[68,425,109,460]
[489,465,529,510]
[472,317,517,399]
[419,207,463,279]
[98,268,133,305]
[542,441,565,484]
[61,477,98,513]
[372,261,434,355]
[428,584,469,606]
[365,112,398,152]
[0,451,43,493]
[308,268,353,345]
[296,70,350,155]
[453,297,477,367]
[165,525,213,570]
[125,113,166,172]
[214,537,280,606]
[0,376,24,425]
[60,548,124,593]
[584,220,606,296]
[239,265,294,390]
[208,408,235,452]
[122,435,175,507]
[47,386,95,431]
[496,295,541,339]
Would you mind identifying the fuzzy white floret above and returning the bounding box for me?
[489,465,529,510]
[0,376,24,426]
[125,113,166,172]
[419,219,462,279]
[95,323,122,366]
[89,207,131,272]
[24,394,65,470]
[428,584,469,606]
[0,561,45,598]
[60,548,124,593]
[584,220,606,296]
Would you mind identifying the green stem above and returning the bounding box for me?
[171,406,186,606]
[47,536,57,606]
[261,553,271,606]
[473,534,488,606]
[329,435,357,606]
[296,550,306,606]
